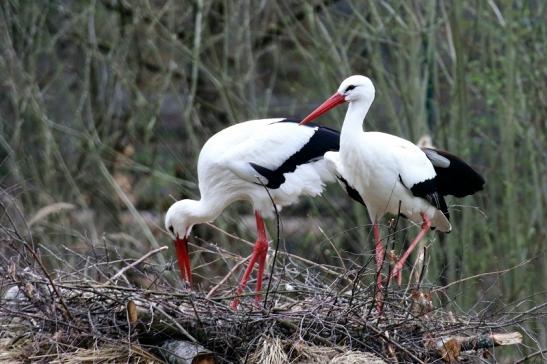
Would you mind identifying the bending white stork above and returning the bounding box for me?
[300,75,485,288]
[165,118,340,308]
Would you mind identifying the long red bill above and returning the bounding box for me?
[174,236,192,285]
[300,92,346,125]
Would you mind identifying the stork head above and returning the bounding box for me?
[300,75,375,125]
[165,199,199,285]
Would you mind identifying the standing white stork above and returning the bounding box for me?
[299,75,485,289]
[165,118,340,308]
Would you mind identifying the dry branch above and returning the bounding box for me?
[1,221,540,363]
[1,264,530,363]
[102,245,168,285]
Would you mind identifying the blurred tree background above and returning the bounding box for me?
[0,0,545,354]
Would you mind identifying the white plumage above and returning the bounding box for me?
[197,118,336,218]
[325,131,451,232]
[165,117,340,308]
[301,75,484,292]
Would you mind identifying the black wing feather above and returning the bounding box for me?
[404,175,450,220]
[250,119,340,189]
[404,148,485,221]
[338,175,366,206]
[422,148,485,197]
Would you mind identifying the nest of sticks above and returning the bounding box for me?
[0,219,539,364]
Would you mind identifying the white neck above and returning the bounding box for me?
[185,197,226,226]
[341,99,372,144]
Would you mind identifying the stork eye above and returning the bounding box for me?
[168,225,174,234]
[345,85,356,92]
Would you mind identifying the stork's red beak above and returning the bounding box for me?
[300,92,346,125]
[174,236,192,284]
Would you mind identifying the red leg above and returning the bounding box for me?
[231,211,268,309]
[254,245,268,304]
[230,248,258,309]
[252,211,268,302]
[373,222,385,313]
[373,222,385,273]
[390,213,431,283]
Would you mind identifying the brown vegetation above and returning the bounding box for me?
[1,209,541,363]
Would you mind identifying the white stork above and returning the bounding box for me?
[165,118,340,308]
[300,75,485,288]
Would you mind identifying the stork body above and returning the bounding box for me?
[165,118,339,308]
[196,118,338,216]
[327,131,451,231]
[301,75,484,291]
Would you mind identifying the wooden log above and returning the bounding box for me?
[159,340,216,364]
[430,332,522,362]
[458,332,523,351]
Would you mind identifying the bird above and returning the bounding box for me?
[299,75,485,290]
[165,118,340,308]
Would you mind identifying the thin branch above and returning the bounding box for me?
[515,348,547,364]
[102,246,168,286]
[432,258,533,293]
[206,255,250,299]
[258,179,281,310]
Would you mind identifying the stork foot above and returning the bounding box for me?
[375,272,384,311]
[375,291,384,313]
[391,262,403,285]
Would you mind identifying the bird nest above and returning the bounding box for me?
[0,224,538,364]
